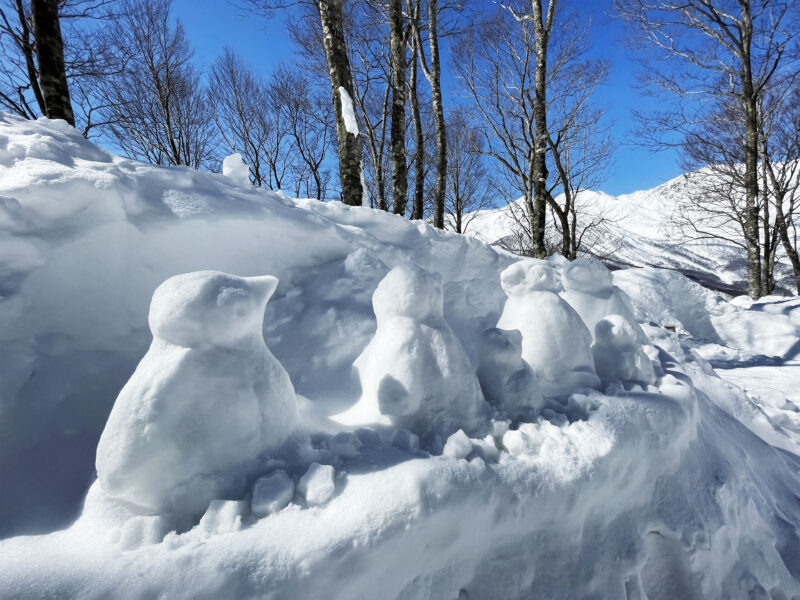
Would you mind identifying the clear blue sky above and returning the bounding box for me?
[172,0,683,196]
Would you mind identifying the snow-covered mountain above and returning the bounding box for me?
[466,177,793,295]
[1,113,800,599]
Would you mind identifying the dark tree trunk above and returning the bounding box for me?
[530,0,552,259]
[389,0,407,215]
[421,0,446,229]
[317,0,363,206]
[740,11,762,298]
[31,0,74,126]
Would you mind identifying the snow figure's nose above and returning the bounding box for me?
[247,275,279,304]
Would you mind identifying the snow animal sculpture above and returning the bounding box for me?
[96,271,297,514]
[560,258,645,343]
[496,260,600,395]
[477,328,544,419]
[592,315,657,385]
[336,262,487,437]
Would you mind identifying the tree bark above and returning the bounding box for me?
[530,0,554,259]
[317,0,363,206]
[409,6,425,220]
[389,0,407,215]
[31,0,74,126]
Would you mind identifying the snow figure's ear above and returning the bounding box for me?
[500,260,556,295]
[247,275,279,306]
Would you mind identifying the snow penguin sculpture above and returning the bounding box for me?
[96,270,297,514]
[592,314,657,386]
[335,262,486,438]
[560,258,645,343]
[496,260,600,396]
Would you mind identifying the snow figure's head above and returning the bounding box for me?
[480,327,523,363]
[594,314,638,350]
[149,271,278,348]
[562,258,613,293]
[372,262,443,321]
[500,260,557,295]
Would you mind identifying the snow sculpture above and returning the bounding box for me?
[336,262,486,437]
[592,315,657,385]
[222,153,251,186]
[497,260,600,395]
[96,271,297,514]
[476,327,544,419]
[560,258,644,342]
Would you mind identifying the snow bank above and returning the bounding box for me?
[1,114,800,599]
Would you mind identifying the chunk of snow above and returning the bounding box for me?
[221,153,251,186]
[198,499,248,535]
[497,260,600,395]
[338,86,359,136]
[390,428,419,452]
[442,429,473,460]
[297,462,336,506]
[95,271,297,514]
[251,471,294,517]
[327,432,362,458]
[117,515,167,551]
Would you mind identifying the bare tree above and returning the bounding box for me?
[269,63,334,201]
[410,0,449,228]
[0,0,120,134]
[99,0,215,168]
[209,48,291,188]
[616,0,798,299]
[443,108,490,233]
[388,0,408,214]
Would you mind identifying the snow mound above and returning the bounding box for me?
[1,115,800,599]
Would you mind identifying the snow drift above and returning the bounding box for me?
[1,114,800,599]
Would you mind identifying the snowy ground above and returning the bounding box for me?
[1,114,800,599]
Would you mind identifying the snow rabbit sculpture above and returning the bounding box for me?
[337,262,486,438]
[96,271,297,514]
[497,260,600,396]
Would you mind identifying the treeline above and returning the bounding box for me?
[2,0,800,297]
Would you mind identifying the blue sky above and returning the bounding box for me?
[171,0,683,196]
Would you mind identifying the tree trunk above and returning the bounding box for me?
[31,0,74,126]
[389,0,407,215]
[775,196,800,295]
[317,0,363,206]
[427,0,446,228]
[409,14,425,220]
[740,11,762,299]
[530,0,552,259]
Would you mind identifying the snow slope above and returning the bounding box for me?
[467,179,795,295]
[1,114,800,599]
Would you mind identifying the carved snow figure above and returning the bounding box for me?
[496,260,600,396]
[592,315,657,385]
[476,327,544,420]
[560,258,645,343]
[96,271,296,514]
[336,262,486,437]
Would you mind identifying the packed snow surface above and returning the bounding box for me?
[1,114,800,599]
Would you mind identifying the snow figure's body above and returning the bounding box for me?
[496,260,600,396]
[560,258,645,343]
[477,327,544,420]
[336,262,486,438]
[592,315,657,385]
[96,271,296,514]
